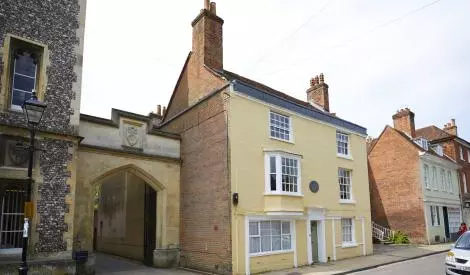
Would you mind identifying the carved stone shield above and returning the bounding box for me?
[125,126,140,147]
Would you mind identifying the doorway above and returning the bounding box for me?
[443,206,450,240]
[310,221,319,263]
[143,184,156,266]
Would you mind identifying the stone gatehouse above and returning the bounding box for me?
[0,1,182,273]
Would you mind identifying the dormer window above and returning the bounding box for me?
[431,145,444,156]
[414,137,429,151]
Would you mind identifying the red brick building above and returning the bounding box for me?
[416,120,470,224]
[368,109,461,244]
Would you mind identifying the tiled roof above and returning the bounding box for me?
[210,68,367,135]
[416,126,453,141]
[217,69,321,111]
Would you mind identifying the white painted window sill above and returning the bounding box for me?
[270,136,294,144]
[250,249,294,257]
[265,192,304,197]
[340,199,356,204]
[341,242,358,248]
[337,154,353,160]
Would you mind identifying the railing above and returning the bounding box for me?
[372,221,394,241]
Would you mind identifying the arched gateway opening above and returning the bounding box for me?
[92,167,158,265]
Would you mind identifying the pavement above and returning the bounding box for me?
[95,253,195,275]
[94,243,451,274]
[264,243,452,275]
[350,252,447,274]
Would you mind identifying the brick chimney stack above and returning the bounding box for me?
[306,73,329,112]
[192,0,224,70]
[392,108,416,138]
[443,119,458,136]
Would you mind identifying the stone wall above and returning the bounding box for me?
[0,0,87,257]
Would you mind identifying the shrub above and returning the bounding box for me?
[388,231,410,244]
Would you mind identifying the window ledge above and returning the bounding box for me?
[250,249,294,257]
[337,154,353,160]
[341,242,358,248]
[340,199,356,205]
[264,192,304,197]
[8,107,23,114]
[270,136,294,144]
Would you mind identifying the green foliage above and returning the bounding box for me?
[388,231,410,244]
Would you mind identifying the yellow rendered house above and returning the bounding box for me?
[160,2,373,274]
[227,76,373,274]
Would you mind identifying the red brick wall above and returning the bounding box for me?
[162,91,232,274]
[440,140,470,196]
[368,127,426,243]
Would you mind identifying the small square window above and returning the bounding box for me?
[336,132,350,157]
[270,112,291,142]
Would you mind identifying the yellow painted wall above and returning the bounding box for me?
[250,252,295,274]
[228,92,373,274]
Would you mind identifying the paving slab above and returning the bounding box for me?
[264,243,452,275]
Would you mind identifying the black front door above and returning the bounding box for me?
[143,184,157,266]
[443,206,450,239]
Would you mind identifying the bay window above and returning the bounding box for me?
[265,153,301,195]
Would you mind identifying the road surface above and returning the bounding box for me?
[351,252,447,275]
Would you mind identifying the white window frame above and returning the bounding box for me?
[341,218,356,246]
[430,205,440,226]
[440,169,446,192]
[431,166,438,190]
[338,168,354,203]
[462,173,467,194]
[447,171,453,193]
[424,164,430,189]
[264,152,302,196]
[336,131,351,158]
[460,146,464,161]
[248,220,294,256]
[10,52,38,111]
[269,111,293,142]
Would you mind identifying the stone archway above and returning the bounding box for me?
[92,165,160,264]
[73,148,180,268]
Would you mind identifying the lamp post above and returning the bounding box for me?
[19,91,47,275]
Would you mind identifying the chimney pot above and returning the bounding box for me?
[204,0,210,10]
[162,107,167,116]
[392,108,416,138]
[210,2,217,14]
[157,105,162,116]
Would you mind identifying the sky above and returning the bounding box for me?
[81,0,470,140]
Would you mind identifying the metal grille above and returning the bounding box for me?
[0,186,24,249]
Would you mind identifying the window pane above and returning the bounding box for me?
[282,221,290,234]
[11,90,32,107]
[249,221,259,235]
[13,74,35,92]
[272,235,281,250]
[260,221,271,235]
[270,174,276,191]
[270,157,276,173]
[249,237,260,253]
[271,221,281,235]
[261,236,271,252]
[282,234,291,250]
[15,54,36,77]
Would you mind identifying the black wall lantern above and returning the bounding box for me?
[232,193,239,205]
